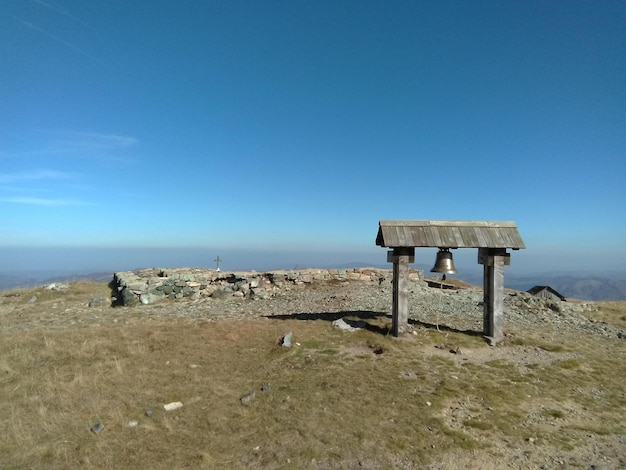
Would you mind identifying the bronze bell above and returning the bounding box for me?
[430,248,458,274]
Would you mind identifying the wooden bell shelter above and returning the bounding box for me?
[376,220,526,343]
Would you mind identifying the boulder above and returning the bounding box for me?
[210,289,233,299]
[141,291,166,304]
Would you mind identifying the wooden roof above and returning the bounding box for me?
[376,220,526,249]
[527,285,566,301]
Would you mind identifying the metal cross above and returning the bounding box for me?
[214,256,222,272]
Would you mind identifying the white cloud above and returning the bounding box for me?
[46,132,138,153]
[2,131,138,164]
[0,197,93,206]
[0,169,76,184]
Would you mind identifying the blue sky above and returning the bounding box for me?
[1,0,625,275]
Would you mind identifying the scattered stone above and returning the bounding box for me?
[112,267,408,306]
[127,420,138,428]
[210,289,232,300]
[332,317,361,332]
[47,283,69,290]
[548,302,561,313]
[261,384,270,393]
[163,401,183,411]
[240,390,256,405]
[280,331,293,348]
[88,297,103,308]
[90,422,104,433]
[145,410,153,417]
[251,288,272,300]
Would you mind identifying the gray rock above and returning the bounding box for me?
[240,390,255,405]
[251,288,271,300]
[269,273,286,284]
[90,422,104,433]
[47,282,69,290]
[182,286,193,296]
[332,318,361,332]
[140,291,165,305]
[88,298,103,308]
[210,289,232,299]
[280,331,293,348]
[121,288,138,306]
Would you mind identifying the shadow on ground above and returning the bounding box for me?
[269,310,483,338]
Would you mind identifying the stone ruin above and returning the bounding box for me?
[112,267,423,306]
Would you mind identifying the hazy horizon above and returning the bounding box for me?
[2,245,625,280]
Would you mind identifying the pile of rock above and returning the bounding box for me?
[113,267,423,306]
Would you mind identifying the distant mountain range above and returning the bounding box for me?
[504,275,626,301]
[1,268,625,301]
[0,272,113,292]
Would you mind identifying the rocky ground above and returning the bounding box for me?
[1,272,624,469]
[4,272,620,339]
[109,271,622,340]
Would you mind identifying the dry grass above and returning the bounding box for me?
[589,301,626,330]
[0,283,625,469]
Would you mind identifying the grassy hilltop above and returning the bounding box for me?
[0,279,624,469]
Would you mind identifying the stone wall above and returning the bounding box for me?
[113,267,423,306]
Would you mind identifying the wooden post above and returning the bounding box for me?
[478,248,510,344]
[388,247,414,336]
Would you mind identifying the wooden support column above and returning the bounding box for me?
[478,248,510,344]
[388,247,415,336]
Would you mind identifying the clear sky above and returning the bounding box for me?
[1,1,625,275]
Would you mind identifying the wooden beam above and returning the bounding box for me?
[389,247,414,336]
[479,248,507,344]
